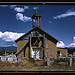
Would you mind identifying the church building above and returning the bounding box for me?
[15,10,67,60]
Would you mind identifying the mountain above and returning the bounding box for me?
[0,46,17,52]
[64,47,75,50]
[64,47,75,54]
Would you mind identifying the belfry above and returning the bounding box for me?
[32,9,41,28]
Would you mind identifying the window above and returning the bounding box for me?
[57,51,60,54]
[57,51,60,57]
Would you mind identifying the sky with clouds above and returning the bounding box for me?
[0,5,75,47]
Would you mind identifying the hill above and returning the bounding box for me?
[0,46,17,52]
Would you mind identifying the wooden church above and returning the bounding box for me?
[15,10,67,60]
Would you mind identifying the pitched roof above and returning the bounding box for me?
[15,27,59,44]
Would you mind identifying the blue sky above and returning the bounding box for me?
[0,5,75,47]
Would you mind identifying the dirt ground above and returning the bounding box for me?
[0,64,75,71]
[0,60,75,71]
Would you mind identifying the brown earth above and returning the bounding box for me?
[0,59,75,71]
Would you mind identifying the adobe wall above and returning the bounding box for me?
[17,40,58,59]
[57,48,68,57]
[17,41,29,58]
[45,41,57,58]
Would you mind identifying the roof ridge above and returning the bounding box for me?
[15,27,58,43]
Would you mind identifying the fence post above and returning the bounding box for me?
[18,57,21,66]
[47,57,50,66]
[70,56,72,66]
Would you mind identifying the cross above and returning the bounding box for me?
[34,8,38,14]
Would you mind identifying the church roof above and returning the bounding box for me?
[15,27,59,44]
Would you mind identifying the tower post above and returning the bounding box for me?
[35,17,36,26]
[32,9,41,28]
[38,17,39,27]
[40,18,41,28]
[32,19,33,28]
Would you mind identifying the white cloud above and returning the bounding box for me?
[0,5,8,7]
[14,7,24,12]
[24,6,29,9]
[73,37,75,42]
[66,37,75,47]
[16,13,23,21]
[48,21,52,23]
[0,5,17,9]
[57,36,75,48]
[33,7,39,10]
[53,9,75,19]
[56,41,65,48]
[16,13,31,22]
[0,31,24,42]
[10,5,17,9]
[13,44,17,47]
[66,43,75,47]
[68,43,75,47]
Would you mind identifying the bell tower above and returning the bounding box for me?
[32,9,41,28]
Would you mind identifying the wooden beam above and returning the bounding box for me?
[15,42,28,55]
[38,17,39,27]
[42,34,45,59]
[31,36,43,37]
[32,46,42,48]
[35,50,36,59]
[31,46,52,49]
[29,36,31,59]
[46,44,48,58]
[32,19,33,28]
[35,17,36,26]
[44,48,52,49]
[40,18,41,28]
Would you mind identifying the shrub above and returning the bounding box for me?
[43,61,47,66]
[29,58,35,63]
